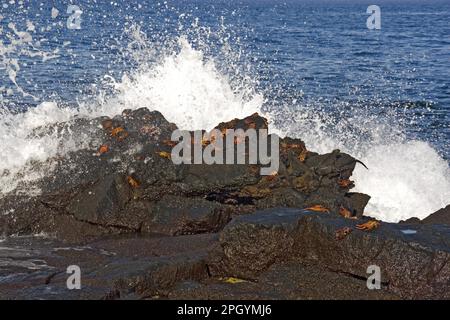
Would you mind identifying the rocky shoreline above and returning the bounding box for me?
[0,108,449,299]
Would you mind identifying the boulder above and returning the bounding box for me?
[401,204,450,226]
[208,208,450,299]
[423,205,450,225]
[141,195,233,235]
[1,108,368,242]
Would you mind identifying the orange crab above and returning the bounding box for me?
[96,144,109,156]
[338,179,354,188]
[127,176,140,189]
[305,205,330,213]
[339,206,357,220]
[356,220,380,231]
[157,151,172,160]
[297,149,309,162]
[201,138,211,146]
[111,127,128,141]
[335,227,353,240]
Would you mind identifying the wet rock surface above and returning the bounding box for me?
[208,208,450,299]
[0,108,448,299]
[0,234,216,300]
[2,209,448,300]
[0,229,398,300]
[166,262,399,300]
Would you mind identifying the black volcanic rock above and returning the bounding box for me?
[422,205,450,225]
[401,204,450,225]
[0,234,217,300]
[140,195,233,235]
[1,108,366,242]
[208,208,450,299]
[166,262,399,300]
[1,209,448,299]
[1,108,448,300]
[66,175,133,227]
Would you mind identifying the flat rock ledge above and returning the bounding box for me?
[1,209,448,300]
[209,208,450,299]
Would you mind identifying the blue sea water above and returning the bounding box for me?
[0,0,449,221]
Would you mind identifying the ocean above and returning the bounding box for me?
[0,0,449,222]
